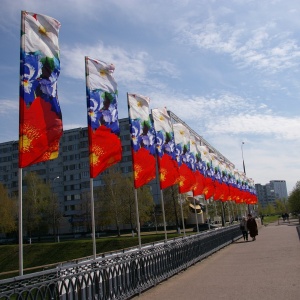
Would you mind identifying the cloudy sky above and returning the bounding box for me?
[0,0,299,193]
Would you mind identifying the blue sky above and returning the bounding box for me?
[0,0,299,193]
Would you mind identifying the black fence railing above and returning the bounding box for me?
[0,225,241,300]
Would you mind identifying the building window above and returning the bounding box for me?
[122,145,131,152]
[121,166,132,173]
[82,171,89,178]
[81,162,89,169]
[122,155,132,162]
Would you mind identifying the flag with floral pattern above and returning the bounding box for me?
[233,169,243,203]
[152,108,180,189]
[190,135,205,196]
[200,147,215,200]
[248,178,258,204]
[173,123,195,194]
[85,57,122,178]
[214,158,230,201]
[19,11,63,168]
[221,160,231,201]
[210,153,223,200]
[128,94,156,188]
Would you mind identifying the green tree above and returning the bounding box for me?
[115,176,155,230]
[163,187,190,227]
[265,203,276,215]
[23,172,52,237]
[95,169,155,234]
[47,191,63,240]
[134,184,155,227]
[0,184,17,233]
[97,168,124,236]
[288,181,300,213]
[274,199,289,214]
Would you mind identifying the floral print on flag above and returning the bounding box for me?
[19,11,63,168]
[152,108,179,190]
[173,123,195,194]
[128,94,156,188]
[85,57,122,178]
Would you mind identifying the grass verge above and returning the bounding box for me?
[0,232,180,279]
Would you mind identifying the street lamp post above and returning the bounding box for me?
[241,142,250,214]
[241,142,246,174]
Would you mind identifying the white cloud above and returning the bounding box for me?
[148,90,300,141]
[210,133,300,192]
[176,20,300,73]
[206,114,300,140]
[0,100,18,115]
[61,42,179,85]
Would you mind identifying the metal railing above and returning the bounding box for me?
[0,225,241,300]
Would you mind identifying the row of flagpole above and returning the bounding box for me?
[17,10,257,276]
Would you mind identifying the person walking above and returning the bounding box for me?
[261,214,264,225]
[240,216,248,241]
[247,213,258,241]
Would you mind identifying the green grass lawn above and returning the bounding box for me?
[263,215,281,225]
[0,232,180,279]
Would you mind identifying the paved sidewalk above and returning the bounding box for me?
[132,220,300,300]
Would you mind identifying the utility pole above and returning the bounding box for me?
[241,142,250,214]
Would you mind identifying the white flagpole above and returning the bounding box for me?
[194,197,199,233]
[134,189,142,249]
[90,178,97,260]
[85,57,96,260]
[18,11,25,277]
[179,194,186,236]
[160,190,167,242]
[18,168,23,276]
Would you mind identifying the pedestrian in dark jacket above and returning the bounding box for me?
[247,214,258,241]
[240,216,248,241]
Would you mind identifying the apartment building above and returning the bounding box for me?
[255,180,288,208]
[0,111,232,233]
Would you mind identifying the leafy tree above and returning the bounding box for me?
[257,203,264,215]
[264,203,276,215]
[206,201,218,219]
[81,191,92,232]
[132,180,155,225]
[47,191,63,240]
[95,169,155,234]
[288,181,300,213]
[163,186,190,227]
[23,172,52,237]
[274,199,289,214]
[96,168,123,236]
[0,183,17,233]
[163,186,180,227]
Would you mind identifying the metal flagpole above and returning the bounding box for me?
[90,178,97,260]
[194,197,199,233]
[160,190,168,242]
[18,168,23,276]
[179,194,186,236]
[18,12,25,277]
[134,189,142,249]
[241,142,250,214]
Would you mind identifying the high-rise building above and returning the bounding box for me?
[255,180,288,208]
[0,111,232,233]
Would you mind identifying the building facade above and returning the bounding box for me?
[0,112,233,233]
[255,180,288,208]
